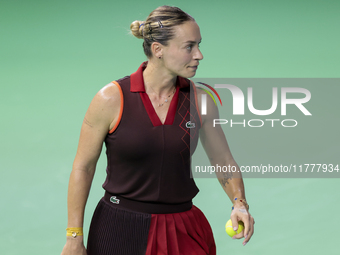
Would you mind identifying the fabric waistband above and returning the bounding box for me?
[103,191,193,214]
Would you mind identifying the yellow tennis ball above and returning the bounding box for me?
[225,219,244,237]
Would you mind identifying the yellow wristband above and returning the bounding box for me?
[66,227,83,238]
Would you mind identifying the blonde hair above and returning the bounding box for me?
[130,6,195,58]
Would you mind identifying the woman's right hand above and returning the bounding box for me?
[61,238,87,255]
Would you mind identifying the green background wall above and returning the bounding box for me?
[1,0,339,254]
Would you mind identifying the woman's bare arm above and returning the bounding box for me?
[197,88,254,246]
[61,82,121,254]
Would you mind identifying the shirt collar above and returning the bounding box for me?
[130,61,190,92]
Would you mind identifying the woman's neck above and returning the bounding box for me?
[143,60,177,97]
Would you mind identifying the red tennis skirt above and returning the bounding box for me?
[87,196,216,255]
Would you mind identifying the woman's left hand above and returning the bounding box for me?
[230,203,255,246]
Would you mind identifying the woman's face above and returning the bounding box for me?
[161,21,203,78]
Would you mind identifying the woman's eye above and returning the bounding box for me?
[186,45,192,51]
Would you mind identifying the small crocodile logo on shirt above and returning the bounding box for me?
[186,121,195,128]
[110,196,120,204]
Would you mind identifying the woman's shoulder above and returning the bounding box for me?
[94,82,121,108]
[85,82,122,129]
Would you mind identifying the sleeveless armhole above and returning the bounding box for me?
[108,81,124,134]
[190,80,203,126]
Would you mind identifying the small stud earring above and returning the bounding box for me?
[159,56,162,59]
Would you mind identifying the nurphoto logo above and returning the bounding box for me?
[195,81,312,128]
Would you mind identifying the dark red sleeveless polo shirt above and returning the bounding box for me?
[102,62,202,213]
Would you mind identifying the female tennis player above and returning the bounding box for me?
[61,5,254,255]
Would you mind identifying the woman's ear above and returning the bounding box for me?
[151,42,163,59]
